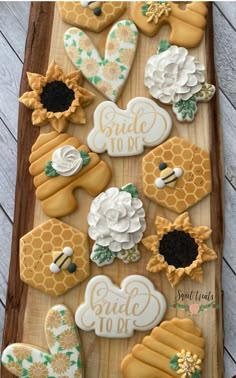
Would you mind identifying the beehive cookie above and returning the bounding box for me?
[29,131,111,217]
[57,2,127,32]
[2,305,83,377]
[142,136,211,213]
[121,317,205,378]
[131,2,208,48]
[20,218,90,296]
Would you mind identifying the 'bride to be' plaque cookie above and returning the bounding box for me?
[87,97,172,157]
[75,275,167,338]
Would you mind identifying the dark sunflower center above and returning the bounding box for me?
[40,81,75,113]
[159,230,198,268]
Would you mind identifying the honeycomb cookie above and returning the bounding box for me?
[121,317,205,378]
[64,20,138,102]
[1,305,84,377]
[19,61,95,133]
[131,2,208,48]
[20,218,90,296]
[142,136,212,213]
[57,2,127,32]
[29,131,112,217]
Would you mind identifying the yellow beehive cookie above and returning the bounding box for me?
[29,131,111,217]
[20,218,90,296]
[121,318,205,378]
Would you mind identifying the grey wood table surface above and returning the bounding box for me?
[0,2,235,376]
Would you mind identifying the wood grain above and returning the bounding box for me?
[1,3,55,377]
[1,2,224,378]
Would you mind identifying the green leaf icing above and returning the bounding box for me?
[92,244,115,265]
[142,3,149,15]
[119,184,139,198]
[172,97,197,122]
[45,161,59,177]
[192,370,201,378]
[158,40,171,53]
[170,354,179,371]
[80,150,90,166]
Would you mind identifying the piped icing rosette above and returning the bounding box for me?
[88,184,146,266]
[144,41,215,122]
[51,145,84,176]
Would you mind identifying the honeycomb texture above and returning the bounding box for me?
[57,2,127,32]
[20,219,90,296]
[142,136,211,213]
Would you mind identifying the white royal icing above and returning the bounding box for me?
[144,45,205,104]
[51,145,83,176]
[75,275,167,338]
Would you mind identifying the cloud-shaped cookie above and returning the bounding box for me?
[75,275,167,338]
[87,97,172,157]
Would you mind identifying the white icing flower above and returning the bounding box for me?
[144,45,205,104]
[51,145,83,176]
[88,187,146,252]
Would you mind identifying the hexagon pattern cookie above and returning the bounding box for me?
[57,2,127,32]
[20,218,90,296]
[2,305,83,377]
[142,136,212,213]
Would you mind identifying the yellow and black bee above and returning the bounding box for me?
[155,162,183,189]
[81,1,103,16]
[50,246,77,274]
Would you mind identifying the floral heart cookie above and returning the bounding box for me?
[1,305,83,377]
[64,20,138,102]
[144,40,215,122]
[75,275,166,338]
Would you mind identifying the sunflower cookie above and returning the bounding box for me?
[64,20,138,102]
[121,317,205,378]
[87,97,172,157]
[142,212,217,287]
[57,2,127,32]
[88,184,146,266]
[19,61,95,132]
[144,40,215,122]
[75,275,166,338]
[1,305,83,377]
[142,136,212,213]
[29,131,111,217]
[20,218,90,296]
[131,2,208,48]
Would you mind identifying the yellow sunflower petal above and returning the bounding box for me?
[32,108,48,126]
[49,117,68,133]
[77,86,96,106]
[201,244,217,261]
[155,216,173,237]
[174,212,192,231]
[191,225,212,241]
[46,61,64,80]
[187,266,204,282]
[68,106,86,125]
[66,70,81,83]
[19,91,40,109]
[146,254,167,272]
[166,269,183,287]
[27,72,46,92]
[142,235,158,252]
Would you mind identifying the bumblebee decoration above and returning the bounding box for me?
[50,246,77,274]
[81,1,103,16]
[155,162,183,189]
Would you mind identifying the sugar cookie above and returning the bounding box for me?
[75,275,166,338]
[87,97,172,157]
[20,218,90,296]
[29,131,111,217]
[142,136,212,213]
[57,2,126,32]
[144,41,215,122]
[121,317,205,378]
[64,20,138,102]
[131,2,208,48]
[88,184,146,266]
[142,212,217,287]
[19,61,95,133]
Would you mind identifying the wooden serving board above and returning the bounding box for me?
[1,2,224,378]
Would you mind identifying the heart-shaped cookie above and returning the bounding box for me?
[64,20,138,102]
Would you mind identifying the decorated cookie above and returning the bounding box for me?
[2,305,83,377]
[121,317,205,378]
[142,136,212,213]
[142,212,217,287]
[29,131,111,217]
[75,275,166,338]
[87,97,172,157]
[64,20,138,102]
[19,61,95,133]
[144,41,215,122]
[20,218,90,296]
[57,2,126,32]
[131,2,208,48]
[88,184,146,266]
